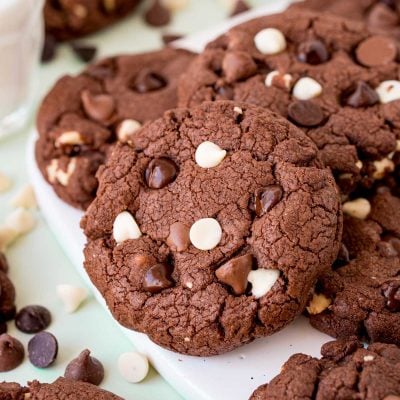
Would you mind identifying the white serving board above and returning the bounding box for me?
[27,2,334,399]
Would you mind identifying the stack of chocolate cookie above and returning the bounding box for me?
[34,1,400,399]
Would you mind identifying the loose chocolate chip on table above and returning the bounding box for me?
[215,254,253,295]
[145,158,178,189]
[145,0,171,27]
[253,185,283,217]
[64,349,104,385]
[297,39,329,65]
[345,81,379,108]
[81,90,115,122]
[382,280,400,312]
[166,222,190,252]
[132,70,167,93]
[41,34,57,63]
[162,33,183,45]
[0,334,24,372]
[356,36,397,67]
[15,305,51,334]
[0,271,16,322]
[143,264,174,294]
[28,331,58,368]
[230,0,250,17]
[71,44,97,63]
[0,253,8,273]
[288,101,324,127]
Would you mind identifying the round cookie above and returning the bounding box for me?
[178,10,400,195]
[35,48,195,209]
[44,0,141,41]
[250,339,400,400]
[81,100,342,356]
[307,188,400,346]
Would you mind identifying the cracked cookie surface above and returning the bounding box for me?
[81,100,342,356]
[44,0,140,41]
[35,48,195,209]
[309,188,400,346]
[178,10,400,195]
[250,339,400,400]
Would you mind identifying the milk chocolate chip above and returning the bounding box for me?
[145,158,178,189]
[143,264,174,293]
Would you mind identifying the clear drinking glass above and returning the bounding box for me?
[0,0,44,139]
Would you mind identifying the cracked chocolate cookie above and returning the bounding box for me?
[178,9,400,195]
[0,378,122,399]
[81,100,342,356]
[307,188,400,346]
[250,338,400,400]
[35,48,195,209]
[44,0,141,41]
[291,0,400,41]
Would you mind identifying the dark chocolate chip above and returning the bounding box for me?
[41,34,57,63]
[0,323,7,335]
[162,33,184,45]
[145,158,178,189]
[64,349,104,386]
[145,0,171,27]
[0,271,16,322]
[143,264,173,294]
[230,0,250,17]
[0,334,24,372]
[71,43,97,63]
[28,331,58,368]
[382,280,400,312]
[222,51,257,83]
[166,222,190,252]
[288,101,324,127]
[368,3,399,30]
[15,305,51,334]
[297,39,329,65]
[356,35,397,67]
[344,81,379,108]
[253,185,283,217]
[215,254,253,295]
[334,243,351,268]
[0,253,8,273]
[215,84,234,100]
[81,90,115,122]
[132,70,167,93]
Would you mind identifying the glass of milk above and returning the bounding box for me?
[0,0,45,139]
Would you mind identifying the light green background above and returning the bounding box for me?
[0,1,268,398]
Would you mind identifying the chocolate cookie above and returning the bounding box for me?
[81,100,342,356]
[35,48,195,209]
[178,10,400,195]
[250,338,400,400]
[0,378,122,399]
[44,0,141,41]
[307,188,400,346]
[291,0,400,41]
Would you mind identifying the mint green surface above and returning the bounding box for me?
[0,1,267,398]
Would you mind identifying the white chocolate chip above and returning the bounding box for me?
[343,198,371,220]
[117,119,142,142]
[363,355,374,362]
[113,211,142,244]
[373,158,395,180]
[55,131,84,147]
[265,70,292,89]
[306,293,331,315]
[5,208,35,235]
[47,159,77,186]
[161,0,188,11]
[254,28,286,55]
[0,226,18,252]
[184,337,190,342]
[189,218,222,251]
[292,77,322,100]
[355,160,363,170]
[56,284,88,313]
[118,352,149,383]
[233,106,243,114]
[376,80,400,104]
[195,141,226,168]
[247,269,280,299]
[10,184,37,209]
[185,281,193,289]
[0,172,11,193]
[73,4,88,18]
